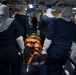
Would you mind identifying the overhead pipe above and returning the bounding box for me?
[33,0,38,8]
[34,0,38,4]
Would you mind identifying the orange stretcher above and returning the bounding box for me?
[24,34,42,64]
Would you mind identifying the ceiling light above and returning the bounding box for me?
[29,4,33,8]
[72,8,76,10]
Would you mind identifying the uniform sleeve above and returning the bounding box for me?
[74,35,76,43]
[13,19,24,38]
[24,16,29,34]
[39,18,42,30]
[39,17,44,31]
[45,20,56,40]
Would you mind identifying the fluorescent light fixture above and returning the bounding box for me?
[64,70,70,75]
[71,63,75,69]
[72,8,76,10]
[74,14,76,18]
[0,3,1,5]
[29,4,33,8]
[52,9,55,11]
[73,11,76,13]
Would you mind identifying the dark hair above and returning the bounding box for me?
[2,1,10,5]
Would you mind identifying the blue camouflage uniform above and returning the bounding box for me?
[45,18,76,75]
[0,19,24,75]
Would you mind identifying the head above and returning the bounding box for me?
[41,12,43,15]
[33,14,36,17]
[2,1,10,7]
[46,8,54,18]
[20,6,26,15]
[61,7,72,21]
[46,8,52,14]
[0,5,9,18]
[0,5,14,32]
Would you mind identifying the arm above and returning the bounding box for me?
[24,16,29,37]
[14,19,25,53]
[42,19,56,54]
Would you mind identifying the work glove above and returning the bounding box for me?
[42,38,52,54]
